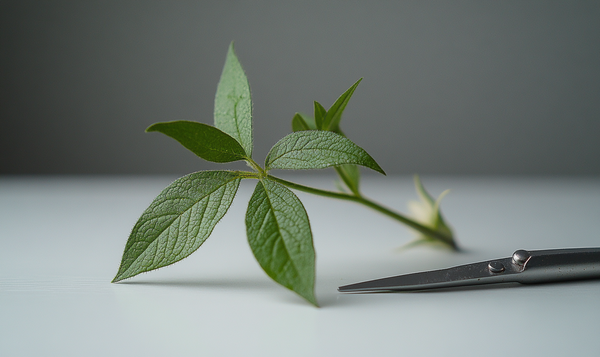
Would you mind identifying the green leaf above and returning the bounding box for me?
[245,179,317,306]
[334,164,361,196]
[313,101,326,130]
[265,131,385,174]
[321,78,362,131]
[113,171,242,282]
[291,113,312,132]
[147,121,247,163]
[214,42,253,157]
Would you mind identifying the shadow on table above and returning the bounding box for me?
[118,277,275,290]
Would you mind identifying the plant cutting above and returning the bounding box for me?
[112,42,457,306]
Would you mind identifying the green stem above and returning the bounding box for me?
[267,175,458,250]
[244,157,266,177]
[233,170,261,180]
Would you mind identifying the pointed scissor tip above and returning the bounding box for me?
[338,282,374,293]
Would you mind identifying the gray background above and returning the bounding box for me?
[1,1,599,175]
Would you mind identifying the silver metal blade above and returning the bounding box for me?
[338,248,600,293]
[338,257,521,292]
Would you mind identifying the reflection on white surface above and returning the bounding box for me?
[1,175,599,356]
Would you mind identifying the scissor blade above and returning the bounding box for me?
[338,257,520,292]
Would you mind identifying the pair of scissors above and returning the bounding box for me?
[338,247,600,293]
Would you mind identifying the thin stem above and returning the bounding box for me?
[244,157,267,178]
[267,174,458,250]
[233,170,261,179]
[267,175,354,200]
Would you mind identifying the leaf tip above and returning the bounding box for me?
[296,290,319,307]
[146,121,171,133]
[111,268,132,283]
[372,163,386,176]
[227,41,238,58]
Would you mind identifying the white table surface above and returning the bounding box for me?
[1,174,599,356]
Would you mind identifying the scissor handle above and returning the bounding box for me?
[516,248,600,284]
